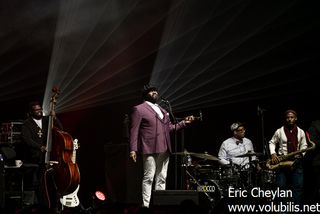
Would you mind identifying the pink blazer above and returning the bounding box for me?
[129,102,185,154]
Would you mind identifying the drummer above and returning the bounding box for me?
[218,122,258,169]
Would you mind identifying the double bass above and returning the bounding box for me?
[45,87,80,205]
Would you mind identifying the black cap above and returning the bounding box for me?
[230,122,245,131]
[142,84,158,98]
[285,109,297,116]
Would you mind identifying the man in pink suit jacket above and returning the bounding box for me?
[129,85,194,207]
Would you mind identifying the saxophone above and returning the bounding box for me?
[266,138,316,170]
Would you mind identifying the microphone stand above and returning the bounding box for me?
[180,129,185,189]
[161,100,179,189]
[174,110,202,189]
[258,106,269,159]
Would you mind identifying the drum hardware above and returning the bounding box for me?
[181,158,221,206]
[180,154,193,167]
[234,151,263,188]
[174,150,196,167]
[193,164,222,181]
[232,160,277,189]
[0,121,23,144]
[244,163,256,188]
[259,170,276,185]
[179,151,278,205]
[219,163,241,187]
[184,168,216,206]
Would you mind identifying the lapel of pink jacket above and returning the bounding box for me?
[143,102,166,122]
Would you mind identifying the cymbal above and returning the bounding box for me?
[172,151,219,161]
[190,153,220,161]
[172,151,197,155]
[235,151,263,158]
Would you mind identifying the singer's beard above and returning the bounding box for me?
[144,94,158,104]
[32,114,43,120]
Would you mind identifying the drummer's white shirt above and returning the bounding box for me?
[218,137,255,168]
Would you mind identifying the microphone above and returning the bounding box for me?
[186,110,203,121]
[161,96,170,104]
[257,106,266,115]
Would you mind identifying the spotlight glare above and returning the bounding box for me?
[95,191,106,201]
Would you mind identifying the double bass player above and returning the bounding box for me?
[22,87,81,212]
[21,101,63,212]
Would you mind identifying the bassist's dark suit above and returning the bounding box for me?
[21,116,49,164]
[21,115,62,211]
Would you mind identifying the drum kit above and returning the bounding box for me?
[173,150,276,207]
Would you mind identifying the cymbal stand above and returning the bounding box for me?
[229,159,234,173]
[257,106,269,159]
[246,156,257,188]
[247,157,253,188]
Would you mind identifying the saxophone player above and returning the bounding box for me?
[268,109,307,205]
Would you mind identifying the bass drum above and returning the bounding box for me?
[196,179,223,207]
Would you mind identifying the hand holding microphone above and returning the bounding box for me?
[184,115,195,123]
[184,112,202,123]
[159,95,202,123]
[185,110,203,123]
